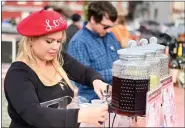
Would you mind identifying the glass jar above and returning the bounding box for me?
[145,44,169,78]
[111,49,150,116]
[139,48,161,90]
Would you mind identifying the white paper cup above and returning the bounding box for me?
[91,99,103,104]
[79,103,91,108]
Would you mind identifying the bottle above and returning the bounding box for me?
[169,59,179,83]
[173,47,178,58]
[165,40,170,56]
[165,45,169,56]
[183,43,185,57]
[177,43,182,57]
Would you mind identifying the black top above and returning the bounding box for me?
[4,52,103,128]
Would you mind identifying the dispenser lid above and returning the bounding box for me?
[127,40,138,48]
[139,44,165,51]
[148,43,165,50]
[137,48,156,54]
[117,48,145,57]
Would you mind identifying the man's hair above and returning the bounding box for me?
[71,13,81,22]
[87,1,117,23]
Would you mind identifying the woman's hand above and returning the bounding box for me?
[92,80,112,100]
[78,103,108,127]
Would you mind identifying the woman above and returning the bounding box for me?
[4,10,110,128]
[111,13,130,48]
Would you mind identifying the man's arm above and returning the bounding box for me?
[68,39,113,85]
[68,39,91,66]
[62,51,103,88]
[98,69,112,84]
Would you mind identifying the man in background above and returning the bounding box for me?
[43,5,54,11]
[64,13,81,51]
[68,1,120,103]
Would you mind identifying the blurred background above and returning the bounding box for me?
[1,1,185,127]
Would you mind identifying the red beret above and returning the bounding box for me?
[17,10,67,36]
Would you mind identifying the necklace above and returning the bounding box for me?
[37,66,58,86]
[34,63,65,88]
[41,70,57,84]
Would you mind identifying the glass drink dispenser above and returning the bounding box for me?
[111,49,150,116]
[139,49,161,90]
[143,44,169,78]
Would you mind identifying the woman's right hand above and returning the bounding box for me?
[78,103,108,127]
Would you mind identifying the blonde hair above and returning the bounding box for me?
[16,31,74,91]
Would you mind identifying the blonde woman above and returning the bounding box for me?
[4,10,110,128]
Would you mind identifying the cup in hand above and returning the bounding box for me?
[91,99,104,104]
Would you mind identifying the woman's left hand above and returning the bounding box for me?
[93,79,112,100]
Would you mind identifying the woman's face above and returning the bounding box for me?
[31,31,64,61]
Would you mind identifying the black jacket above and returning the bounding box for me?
[64,24,80,51]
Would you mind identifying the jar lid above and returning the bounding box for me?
[117,48,145,58]
[148,43,165,50]
[141,49,155,53]
[149,36,165,50]
[137,47,156,55]
[139,45,164,52]
[127,40,138,48]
